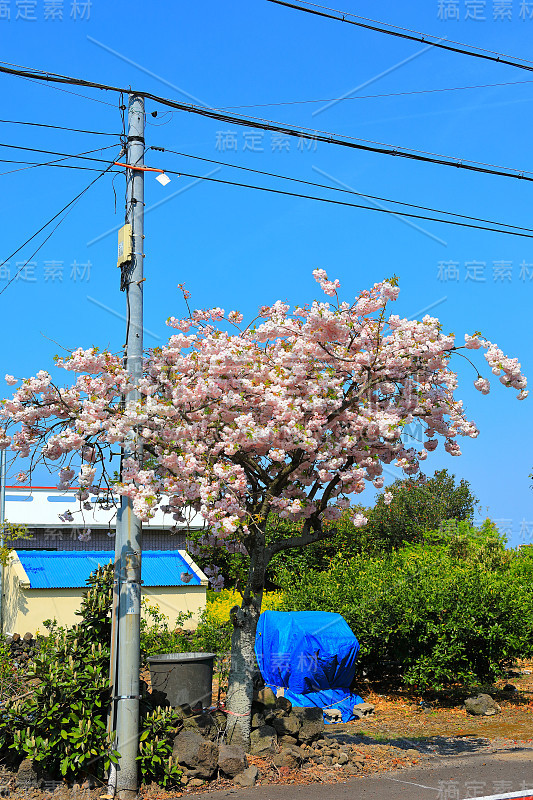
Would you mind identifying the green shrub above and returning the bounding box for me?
[140,599,194,662]
[0,566,185,789]
[0,564,117,780]
[280,522,533,689]
[138,706,182,788]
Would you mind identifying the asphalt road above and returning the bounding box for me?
[193,748,533,800]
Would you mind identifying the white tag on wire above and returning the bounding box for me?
[156,173,171,186]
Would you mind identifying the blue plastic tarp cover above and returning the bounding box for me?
[279,688,363,724]
[255,610,360,696]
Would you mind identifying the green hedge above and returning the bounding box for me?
[280,522,533,689]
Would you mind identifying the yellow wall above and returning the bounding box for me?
[3,555,206,635]
[142,586,206,630]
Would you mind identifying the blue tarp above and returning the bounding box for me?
[255,610,363,723]
[279,688,364,724]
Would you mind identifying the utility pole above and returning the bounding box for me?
[0,448,5,636]
[110,93,145,800]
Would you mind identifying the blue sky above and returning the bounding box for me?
[1,0,532,545]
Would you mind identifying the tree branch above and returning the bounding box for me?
[267,520,334,557]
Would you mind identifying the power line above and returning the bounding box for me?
[277,1,533,63]
[0,151,123,297]
[266,0,533,73]
[149,110,533,181]
[0,158,122,175]
[7,128,531,183]
[5,139,527,235]
[0,60,175,102]
[217,78,533,111]
[0,118,121,136]
[152,147,533,234]
[2,137,529,235]
[0,141,121,165]
[1,61,532,183]
[3,64,117,108]
[0,143,122,176]
[160,167,533,239]
[141,107,533,184]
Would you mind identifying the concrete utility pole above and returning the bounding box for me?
[0,448,6,635]
[110,93,145,800]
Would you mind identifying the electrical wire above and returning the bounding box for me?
[165,111,533,182]
[216,78,533,110]
[1,62,532,182]
[0,143,121,177]
[272,0,533,62]
[0,151,123,297]
[8,128,530,183]
[0,145,122,177]
[14,71,117,108]
[0,118,121,136]
[266,0,533,72]
[0,158,122,175]
[2,140,529,236]
[151,147,533,234]
[160,167,533,239]
[0,141,121,164]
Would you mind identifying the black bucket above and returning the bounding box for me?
[147,652,216,709]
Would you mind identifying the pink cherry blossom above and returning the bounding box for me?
[464,335,483,350]
[0,272,525,530]
[474,377,490,395]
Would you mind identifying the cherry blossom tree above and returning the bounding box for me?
[0,270,527,748]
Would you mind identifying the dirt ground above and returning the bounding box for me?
[347,661,533,744]
[139,660,533,798]
[4,663,532,799]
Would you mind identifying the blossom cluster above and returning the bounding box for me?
[0,271,526,544]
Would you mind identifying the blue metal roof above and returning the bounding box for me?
[15,550,203,589]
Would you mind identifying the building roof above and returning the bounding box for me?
[5,487,204,530]
[14,549,207,589]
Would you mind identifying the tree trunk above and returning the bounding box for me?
[224,540,267,750]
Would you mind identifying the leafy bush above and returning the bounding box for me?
[138,706,183,788]
[0,566,184,789]
[0,564,117,780]
[0,637,28,705]
[140,599,194,661]
[281,521,533,689]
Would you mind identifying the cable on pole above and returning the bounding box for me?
[216,78,533,111]
[0,59,533,180]
[0,150,123,297]
[159,166,533,239]
[0,118,122,135]
[0,61,532,183]
[0,158,122,175]
[152,147,533,234]
[0,141,121,163]
[1,141,528,235]
[266,0,533,72]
